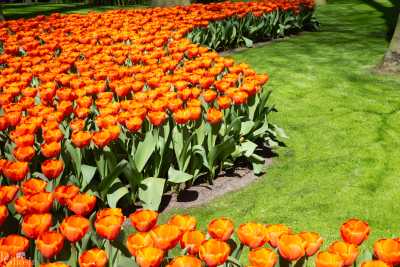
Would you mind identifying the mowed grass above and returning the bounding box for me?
[163,0,400,251]
[3,0,400,258]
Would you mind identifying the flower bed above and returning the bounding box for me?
[0,207,397,267]
[0,1,318,264]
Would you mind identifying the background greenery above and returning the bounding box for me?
[1,0,400,260]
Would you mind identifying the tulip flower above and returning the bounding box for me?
[237,222,268,249]
[277,234,306,261]
[67,193,96,216]
[0,235,29,256]
[207,217,234,241]
[150,224,182,250]
[167,256,202,267]
[199,239,231,267]
[22,178,47,196]
[316,251,344,267]
[72,131,92,148]
[40,263,70,267]
[248,247,278,267]
[0,185,18,205]
[127,232,154,257]
[180,230,206,255]
[129,209,158,232]
[36,231,64,258]
[22,213,52,239]
[265,224,292,248]
[2,161,29,181]
[4,256,33,267]
[373,239,400,265]
[54,185,80,206]
[0,205,8,226]
[28,192,54,214]
[340,219,370,245]
[206,108,223,125]
[361,260,390,267]
[60,215,90,243]
[299,231,324,257]
[328,241,359,266]
[79,248,108,267]
[95,214,124,240]
[135,247,164,267]
[41,159,64,179]
[168,214,197,232]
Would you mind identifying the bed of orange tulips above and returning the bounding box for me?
[0,0,314,215]
[0,0,319,265]
[0,207,398,267]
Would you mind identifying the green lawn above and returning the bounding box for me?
[163,0,400,252]
[3,0,400,260]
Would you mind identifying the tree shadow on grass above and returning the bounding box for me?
[362,0,400,41]
[3,3,89,19]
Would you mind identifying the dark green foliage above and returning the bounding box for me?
[187,8,319,51]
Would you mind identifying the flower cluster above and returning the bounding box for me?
[0,205,398,267]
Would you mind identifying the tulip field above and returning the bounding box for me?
[1,0,400,266]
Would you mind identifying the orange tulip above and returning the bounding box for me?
[4,256,32,267]
[96,208,123,220]
[0,205,8,226]
[22,178,47,196]
[0,250,10,266]
[0,235,29,256]
[328,241,359,266]
[277,234,306,261]
[168,214,197,232]
[95,215,124,240]
[28,192,54,214]
[60,215,90,243]
[126,117,143,132]
[265,224,292,248]
[13,146,35,161]
[206,108,223,125]
[93,130,112,148]
[41,159,64,179]
[237,222,267,249]
[150,224,182,250]
[41,142,61,158]
[203,90,218,103]
[22,213,52,239]
[199,239,231,267]
[71,131,92,148]
[340,219,370,245]
[129,209,158,232]
[54,184,80,206]
[373,239,400,265]
[248,247,278,267]
[67,193,96,216]
[316,251,344,267]
[208,218,234,241]
[40,263,70,267]
[127,232,154,257]
[79,248,108,267]
[14,196,29,215]
[173,109,191,125]
[361,260,390,267]
[217,96,231,110]
[36,231,64,258]
[135,247,164,267]
[0,185,19,205]
[299,231,323,256]
[2,161,29,181]
[148,111,167,126]
[232,90,248,105]
[167,256,202,267]
[180,230,205,255]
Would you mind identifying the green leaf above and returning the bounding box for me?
[240,121,255,136]
[81,164,97,190]
[65,141,82,178]
[135,131,156,172]
[240,140,258,158]
[168,167,194,184]
[97,160,128,196]
[208,137,236,168]
[139,177,165,211]
[192,145,210,170]
[116,253,138,267]
[107,184,129,208]
[242,36,253,48]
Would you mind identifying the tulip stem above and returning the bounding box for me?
[108,240,113,267]
[71,243,77,267]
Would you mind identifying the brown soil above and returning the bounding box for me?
[160,157,273,212]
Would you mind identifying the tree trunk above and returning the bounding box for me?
[151,0,190,7]
[380,12,400,73]
[316,0,327,5]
